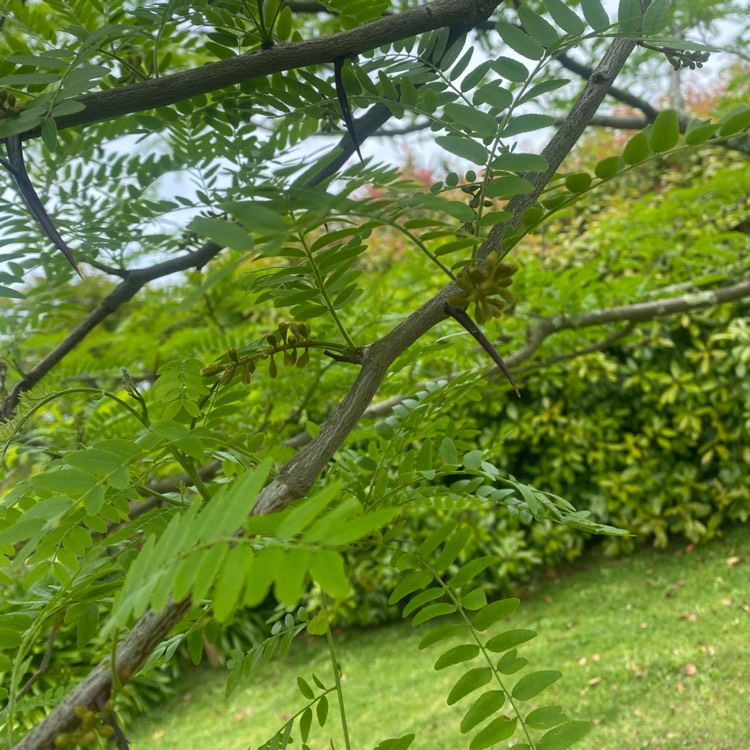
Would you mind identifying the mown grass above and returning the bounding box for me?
[130,525,750,750]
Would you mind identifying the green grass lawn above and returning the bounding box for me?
[130,525,750,750]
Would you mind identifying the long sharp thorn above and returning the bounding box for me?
[334,55,363,163]
[445,304,521,397]
[4,135,82,277]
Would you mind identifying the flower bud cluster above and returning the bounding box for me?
[201,321,313,386]
[447,255,517,324]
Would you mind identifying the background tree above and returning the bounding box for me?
[0,0,748,748]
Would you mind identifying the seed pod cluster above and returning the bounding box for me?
[201,321,313,387]
[53,700,117,747]
[447,254,517,324]
[0,88,24,119]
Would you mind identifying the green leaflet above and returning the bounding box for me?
[447,667,492,705]
[580,0,609,31]
[473,598,520,630]
[460,690,505,733]
[495,21,545,60]
[538,720,592,750]
[512,670,562,700]
[434,643,480,670]
[518,7,559,48]
[435,135,489,165]
[618,0,641,34]
[642,0,671,34]
[470,716,517,749]
[650,109,680,152]
[485,628,537,653]
[187,216,254,250]
[542,0,586,35]
[526,705,568,729]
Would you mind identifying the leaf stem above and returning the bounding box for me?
[323,598,352,750]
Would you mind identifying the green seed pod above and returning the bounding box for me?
[266,332,277,347]
[296,349,310,369]
[277,321,288,340]
[241,363,251,384]
[228,347,238,363]
[7,93,15,107]
[284,349,297,366]
[219,364,236,385]
[268,355,278,378]
[201,363,223,377]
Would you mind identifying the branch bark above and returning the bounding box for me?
[0,241,224,420]
[11,0,500,143]
[285,279,750,447]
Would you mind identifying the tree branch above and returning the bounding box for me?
[284,278,750,447]
[554,51,661,122]
[11,0,500,143]
[0,241,223,420]
[555,113,647,129]
[507,280,750,367]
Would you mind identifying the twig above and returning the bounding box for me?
[13,627,57,703]
[0,241,223,420]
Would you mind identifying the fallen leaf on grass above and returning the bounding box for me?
[629,660,646,677]
[684,664,698,676]
[680,612,698,621]
[726,556,741,566]
[152,730,166,740]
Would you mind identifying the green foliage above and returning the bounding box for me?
[0,0,747,747]
[389,523,590,750]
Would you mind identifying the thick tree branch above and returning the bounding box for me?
[554,51,661,122]
[285,278,750,447]
[481,17,648,259]
[11,0,500,143]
